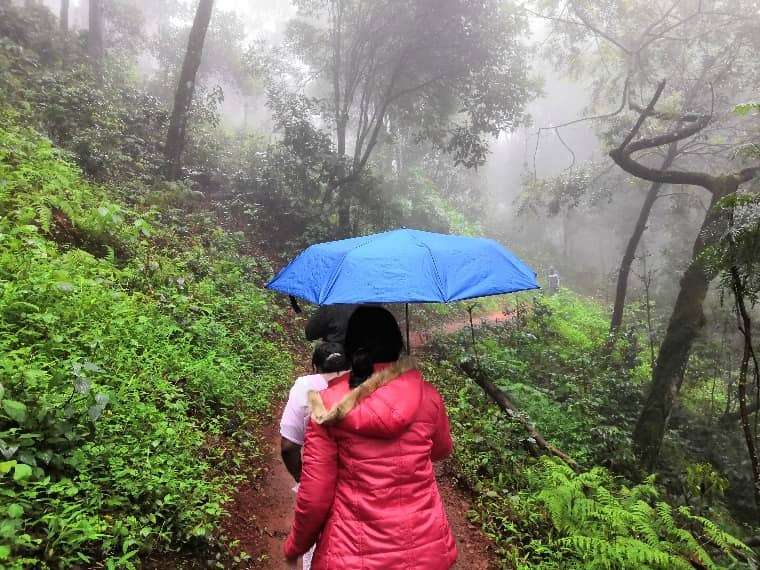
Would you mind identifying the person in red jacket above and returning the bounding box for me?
[284,306,457,569]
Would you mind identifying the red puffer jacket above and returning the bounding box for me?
[283,359,457,569]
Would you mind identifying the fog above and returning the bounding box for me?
[3,1,760,565]
[23,0,760,310]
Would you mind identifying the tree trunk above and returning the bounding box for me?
[60,0,69,33]
[164,0,215,180]
[610,143,678,337]
[337,187,351,235]
[730,266,760,513]
[632,190,726,469]
[88,0,105,72]
[335,117,352,235]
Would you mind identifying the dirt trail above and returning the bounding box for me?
[409,310,510,348]
[225,313,506,569]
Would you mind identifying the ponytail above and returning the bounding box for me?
[344,306,403,388]
[349,347,373,388]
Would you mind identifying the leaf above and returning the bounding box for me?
[55,281,75,293]
[12,463,32,482]
[95,393,109,407]
[734,102,760,116]
[74,377,91,394]
[0,461,16,474]
[83,361,102,373]
[0,383,4,400]
[0,443,18,460]
[7,503,23,519]
[17,451,36,467]
[88,404,104,422]
[2,400,27,423]
[0,545,9,560]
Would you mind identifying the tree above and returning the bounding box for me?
[283,0,533,234]
[60,0,69,33]
[164,0,215,180]
[704,106,760,512]
[610,82,760,469]
[88,0,105,71]
[527,0,760,337]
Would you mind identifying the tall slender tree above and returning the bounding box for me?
[60,0,69,33]
[88,0,105,71]
[164,0,215,180]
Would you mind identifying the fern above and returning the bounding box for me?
[521,458,755,569]
[681,509,754,560]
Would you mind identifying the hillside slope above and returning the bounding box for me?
[0,112,292,568]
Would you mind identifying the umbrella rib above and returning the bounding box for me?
[405,230,448,303]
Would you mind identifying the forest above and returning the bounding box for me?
[0,0,758,568]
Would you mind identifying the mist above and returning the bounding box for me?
[2,0,760,567]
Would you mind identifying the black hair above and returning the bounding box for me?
[344,306,404,388]
[311,342,347,374]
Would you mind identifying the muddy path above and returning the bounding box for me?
[409,310,510,349]
[223,312,507,569]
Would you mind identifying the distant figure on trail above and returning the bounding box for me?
[548,265,561,295]
[284,306,457,569]
[304,304,360,346]
[280,342,348,570]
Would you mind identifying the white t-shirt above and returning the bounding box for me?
[280,372,345,445]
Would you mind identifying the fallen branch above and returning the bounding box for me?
[459,360,580,472]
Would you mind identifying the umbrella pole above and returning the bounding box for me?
[405,303,411,354]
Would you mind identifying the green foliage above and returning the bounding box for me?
[0,115,291,567]
[734,103,760,117]
[427,289,756,567]
[443,292,642,466]
[515,458,753,569]
[0,1,230,186]
[703,193,760,303]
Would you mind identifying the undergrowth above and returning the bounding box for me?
[0,112,292,568]
[426,291,756,568]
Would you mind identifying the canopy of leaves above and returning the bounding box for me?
[284,0,535,168]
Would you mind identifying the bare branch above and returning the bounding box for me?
[555,127,576,171]
[628,101,705,123]
[570,3,631,54]
[625,114,711,154]
[610,80,719,190]
[619,80,666,150]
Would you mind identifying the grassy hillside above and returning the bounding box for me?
[0,111,292,568]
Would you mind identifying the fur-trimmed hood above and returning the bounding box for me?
[307,358,422,439]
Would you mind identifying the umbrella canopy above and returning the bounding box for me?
[266,228,538,305]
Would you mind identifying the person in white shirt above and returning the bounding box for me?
[280,342,348,570]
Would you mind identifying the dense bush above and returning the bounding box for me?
[0,113,291,568]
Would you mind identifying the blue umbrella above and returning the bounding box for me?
[266,228,538,305]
